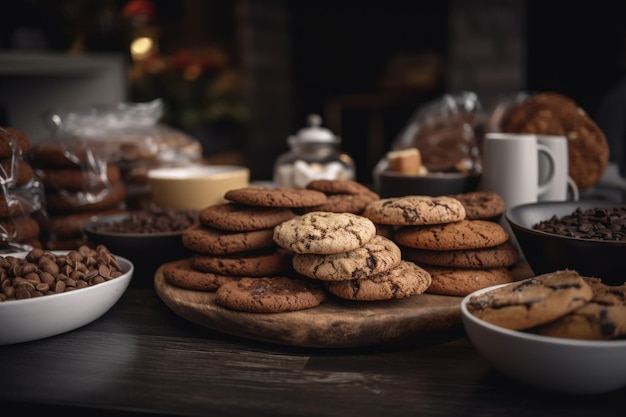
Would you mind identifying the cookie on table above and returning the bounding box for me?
[362,195,466,226]
[293,235,401,281]
[402,241,520,269]
[501,91,609,190]
[273,211,377,255]
[224,187,328,208]
[532,278,626,340]
[394,219,509,251]
[191,247,294,277]
[423,266,515,297]
[162,258,241,291]
[324,260,432,301]
[198,202,296,232]
[215,276,327,313]
[465,269,593,330]
[182,223,276,255]
[449,191,505,220]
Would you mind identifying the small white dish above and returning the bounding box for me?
[461,284,626,394]
[0,252,134,345]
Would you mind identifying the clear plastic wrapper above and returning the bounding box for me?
[373,91,484,181]
[0,127,45,252]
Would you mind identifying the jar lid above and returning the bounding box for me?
[290,114,338,143]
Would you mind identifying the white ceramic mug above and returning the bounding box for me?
[479,133,557,210]
[535,135,579,202]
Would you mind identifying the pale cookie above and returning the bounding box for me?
[362,195,466,226]
[423,266,515,297]
[191,247,293,277]
[182,223,275,255]
[324,260,432,301]
[292,235,401,281]
[162,258,241,291]
[532,278,626,340]
[215,276,327,313]
[273,211,376,255]
[199,202,296,231]
[402,241,520,269]
[466,270,593,330]
[394,219,509,250]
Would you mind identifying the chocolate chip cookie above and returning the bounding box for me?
[292,234,402,281]
[273,211,377,254]
[324,260,432,301]
[466,269,594,330]
[363,195,466,226]
[215,276,327,313]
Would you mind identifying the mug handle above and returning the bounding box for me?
[536,143,557,195]
[567,176,580,201]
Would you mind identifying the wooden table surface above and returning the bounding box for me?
[1,277,624,417]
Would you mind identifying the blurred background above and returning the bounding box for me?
[1,0,625,183]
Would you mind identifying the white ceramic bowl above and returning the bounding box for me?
[0,252,134,345]
[461,284,626,394]
[147,165,249,210]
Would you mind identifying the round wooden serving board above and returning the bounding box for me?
[154,263,470,348]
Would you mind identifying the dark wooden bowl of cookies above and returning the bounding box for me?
[505,200,626,286]
[83,207,198,287]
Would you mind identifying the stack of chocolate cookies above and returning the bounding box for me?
[363,191,520,297]
[28,140,127,249]
[0,127,43,250]
[275,211,432,301]
[163,187,328,310]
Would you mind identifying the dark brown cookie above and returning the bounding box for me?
[182,223,276,255]
[297,193,380,215]
[0,127,31,159]
[36,163,121,191]
[449,191,505,220]
[305,179,378,197]
[324,260,432,301]
[0,216,41,243]
[224,187,328,208]
[215,276,327,313]
[423,265,515,297]
[44,180,126,213]
[0,159,34,185]
[28,140,99,169]
[198,202,296,231]
[162,258,241,291]
[394,219,509,250]
[402,241,520,269]
[191,247,293,277]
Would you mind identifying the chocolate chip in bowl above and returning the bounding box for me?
[505,200,626,286]
[83,204,198,287]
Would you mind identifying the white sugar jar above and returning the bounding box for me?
[273,114,355,189]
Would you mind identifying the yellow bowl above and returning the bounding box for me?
[147,165,249,210]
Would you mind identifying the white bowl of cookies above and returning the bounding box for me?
[461,270,626,394]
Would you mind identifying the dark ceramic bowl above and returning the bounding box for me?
[83,214,193,287]
[505,200,626,286]
[377,171,481,198]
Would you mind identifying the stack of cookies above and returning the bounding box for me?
[164,187,331,312]
[363,192,520,297]
[274,211,432,301]
[0,127,43,250]
[28,140,127,250]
